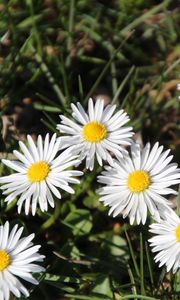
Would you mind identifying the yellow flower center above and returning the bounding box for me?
[175,225,180,242]
[0,250,11,271]
[27,161,49,182]
[127,170,150,193]
[83,121,107,142]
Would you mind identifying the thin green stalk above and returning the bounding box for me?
[41,118,58,133]
[43,111,58,128]
[33,103,61,113]
[39,201,61,232]
[66,0,75,67]
[145,242,154,288]
[80,25,125,61]
[36,92,58,106]
[120,295,158,300]
[127,264,137,299]
[84,32,133,105]
[110,60,118,97]
[125,230,140,278]
[59,55,70,100]
[140,233,145,295]
[177,185,180,216]
[64,295,110,300]
[26,0,43,55]
[120,0,171,35]
[78,75,84,101]
[112,65,135,105]
[32,48,66,106]
[152,58,180,89]
[173,269,180,297]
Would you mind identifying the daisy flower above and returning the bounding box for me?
[98,142,180,224]
[0,221,44,300]
[0,134,83,215]
[57,98,134,170]
[149,210,180,273]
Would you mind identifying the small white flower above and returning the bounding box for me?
[98,142,180,224]
[0,221,44,300]
[57,98,133,170]
[149,210,180,273]
[0,134,83,215]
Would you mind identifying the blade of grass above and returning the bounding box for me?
[120,295,158,300]
[157,267,166,291]
[163,7,177,42]
[43,111,58,128]
[174,269,180,296]
[145,242,154,288]
[26,0,43,55]
[177,185,180,216]
[112,65,135,104]
[41,118,58,133]
[36,92,59,106]
[140,232,145,296]
[39,201,61,233]
[125,229,140,278]
[64,294,111,300]
[152,58,180,89]
[31,46,66,106]
[84,32,134,105]
[127,264,137,300]
[78,75,84,101]
[33,103,61,113]
[80,24,126,62]
[66,0,75,67]
[120,0,171,35]
[77,55,106,64]
[110,60,118,98]
[59,55,70,101]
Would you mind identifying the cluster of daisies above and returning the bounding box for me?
[0,98,180,299]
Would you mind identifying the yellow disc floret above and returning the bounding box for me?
[0,250,11,271]
[83,121,107,142]
[175,225,180,242]
[127,170,150,193]
[27,161,49,182]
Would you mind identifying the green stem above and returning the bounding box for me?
[39,200,61,232]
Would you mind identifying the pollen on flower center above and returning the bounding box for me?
[0,250,11,271]
[83,121,107,142]
[127,170,150,193]
[27,161,49,182]
[175,225,180,242]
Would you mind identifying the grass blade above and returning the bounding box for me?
[121,0,171,35]
[176,184,180,216]
[145,241,154,288]
[125,229,140,278]
[140,232,145,295]
[84,32,134,105]
[32,47,66,106]
[112,65,135,105]
[127,264,137,299]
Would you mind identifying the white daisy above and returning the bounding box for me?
[98,142,180,224]
[0,221,44,300]
[0,134,83,215]
[149,210,180,273]
[57,98,134,170]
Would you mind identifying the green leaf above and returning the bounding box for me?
[33,103,61,112]
[108,234,128,257]
[91,275,113,298]
[17,15,43,29]
[63,209,93,236]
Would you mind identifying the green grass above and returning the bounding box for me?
[0,0,180,299]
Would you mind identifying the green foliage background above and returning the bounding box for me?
[0,0,180,299]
